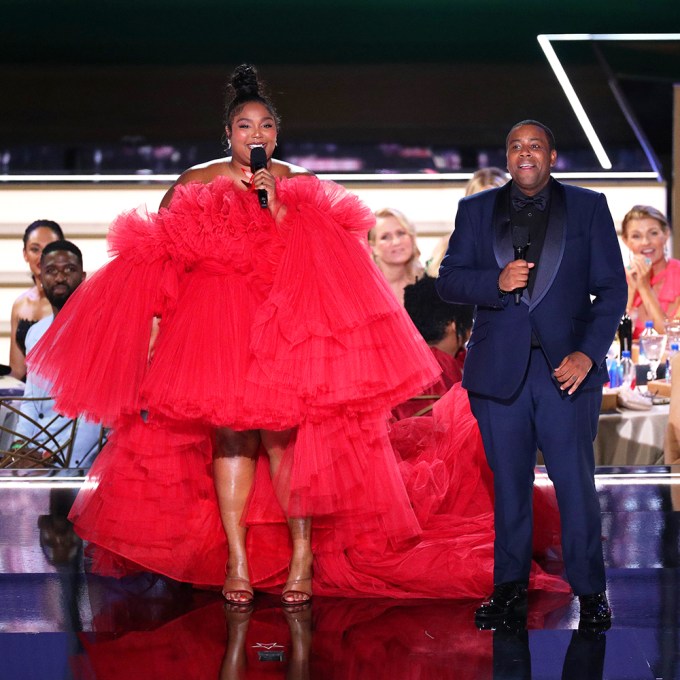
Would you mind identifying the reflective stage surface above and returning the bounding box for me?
[0,468,678,680]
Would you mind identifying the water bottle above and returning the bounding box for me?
[640,319,659,350]
[620,350,635,389]
[606,339,620,388]
[667,342,679,383]
[608,356,621,388]
[639,320,667,380]
[618,314,633,355]
[639,320,655,381]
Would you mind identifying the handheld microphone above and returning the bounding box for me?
[249,146,268,209]
[511,225,530,305]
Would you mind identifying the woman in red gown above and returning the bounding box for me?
[29,65,567,605]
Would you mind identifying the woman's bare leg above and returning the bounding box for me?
[261,429,313,604]
[214,427,260,602]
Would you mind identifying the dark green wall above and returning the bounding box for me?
[3,0,676,65]
[2,1,679,159]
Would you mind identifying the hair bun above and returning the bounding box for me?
[223,63,280,130]
[230,64,260,98]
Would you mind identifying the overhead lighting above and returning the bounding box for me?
[537,35,612,170]
[0,171,661,184]
[538,33,680,173]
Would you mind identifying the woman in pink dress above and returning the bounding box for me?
[622,205,680,337]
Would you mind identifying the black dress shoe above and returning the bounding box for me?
[578,592,611,625]
[475,582,528,622]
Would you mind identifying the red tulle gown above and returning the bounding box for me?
[28,174,567,598]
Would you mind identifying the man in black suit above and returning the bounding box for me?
[437,120,627,627]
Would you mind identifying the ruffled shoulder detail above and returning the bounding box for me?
[106,206,166,263]
[276,175,375,241]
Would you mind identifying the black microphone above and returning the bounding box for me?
[511,225,530,305]
[250,146,268,209]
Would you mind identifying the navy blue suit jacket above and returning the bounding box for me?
[436,179,627,400]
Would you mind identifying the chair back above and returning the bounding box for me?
[0,396,105,468]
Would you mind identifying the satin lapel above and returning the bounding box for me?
[492,183,513,270]
[530,179,566,310]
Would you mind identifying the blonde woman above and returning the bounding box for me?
[426,168,507,277]
[369,208,424,304]
[622,205,679,338]
[463,167,507,198]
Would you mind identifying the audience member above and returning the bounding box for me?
[426,168,508,276]
[392,275,473,419]
[464,167,508,197]
[369,208,424,304]
[10,240,101,468]
[621,205,680,338]
[9,220,64,379]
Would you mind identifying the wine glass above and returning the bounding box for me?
[639,333,667,382]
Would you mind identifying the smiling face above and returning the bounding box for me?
[23,226,61,279]
[506,124,557,196]
[370,215,415,267]
[623,217,669,266]
[225,101,278,167]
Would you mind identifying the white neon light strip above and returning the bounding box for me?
[542,33,680,42]
[0,171,660,184]
[0,479,86,488]
[538,33,680,174]
[595,477,680,486]
[537,35,613,170]
[2,471,678,489]
[0,173,473,183]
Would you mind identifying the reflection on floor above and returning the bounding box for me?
[0,467,678,680]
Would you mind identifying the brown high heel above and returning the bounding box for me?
[222,576,254,606]
[281,576,313,607]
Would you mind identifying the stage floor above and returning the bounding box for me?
[0,467,678,680]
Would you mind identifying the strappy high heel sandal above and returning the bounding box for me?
[222,576,254,606]
[281,576,312,607]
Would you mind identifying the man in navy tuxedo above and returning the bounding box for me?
[436,120,627,627]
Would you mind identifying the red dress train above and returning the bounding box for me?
[28,175,567,598]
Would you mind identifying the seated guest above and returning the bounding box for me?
[426,168,507,276]
[463,166,507,197]
[369,208,424,304]
[9,220,64,380]
[622,205,680,338]
[10,241,101,468]
[392,275,473,419]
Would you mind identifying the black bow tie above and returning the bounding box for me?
[512,194,547,211]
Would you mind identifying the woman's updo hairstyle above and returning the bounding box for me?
[23,219,64,248]
[224,64,281,131]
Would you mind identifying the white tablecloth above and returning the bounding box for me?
[594,403,669,466]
